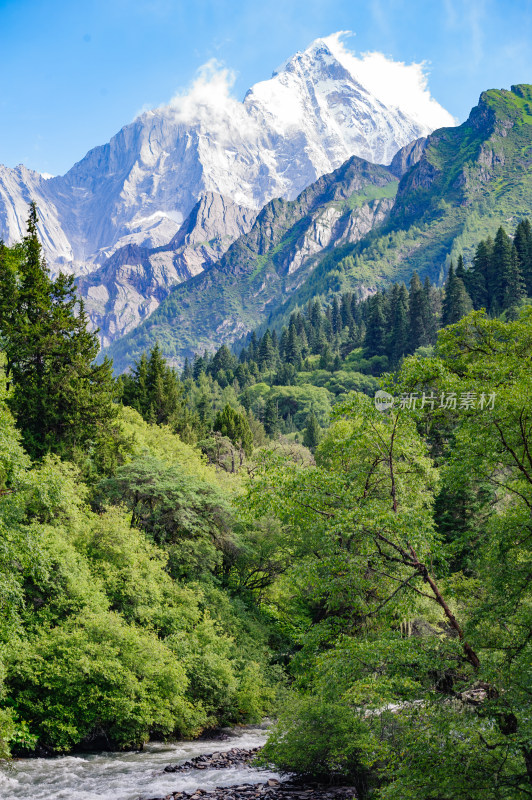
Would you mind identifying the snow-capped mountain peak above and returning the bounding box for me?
[0,34,454,275]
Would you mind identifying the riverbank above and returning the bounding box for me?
[148,780,357,800]
[148,746,357,800]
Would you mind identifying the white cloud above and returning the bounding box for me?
[153,34,455,140]
[167,59,241,122]
[323,32,457,130]
[157,59,262,143]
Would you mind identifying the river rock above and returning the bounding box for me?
[146,780,357,800]
[164,748,262,773]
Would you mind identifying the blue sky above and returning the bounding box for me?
[1,0,531,176]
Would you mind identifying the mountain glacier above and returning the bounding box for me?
[0,37,453,275]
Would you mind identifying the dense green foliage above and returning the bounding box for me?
[0,204,118,464]
[0,214,280,757]
[128,218,525,453]
[2,169,532,799]
[0,390,278,754]
[248,310,532,797]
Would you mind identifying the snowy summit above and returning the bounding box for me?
[0,35,454,274]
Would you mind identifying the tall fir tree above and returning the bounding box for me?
[340,293,354,328]
[182,357,193,380]
[285,319,302,368]
[513,219,532,295]
[364,292,388,357]
[263,396,280,436]
[408,272,430,353]
[468,239,492,310]
[455,254,466,282]
[258,330,277,371]
[388,283,409,365]
[331,296,342,334]
[492,226,515,311]
[0,204,117,461]
[442,263,473,326]
[502,245,526,310]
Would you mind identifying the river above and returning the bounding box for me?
[0,726,280,800]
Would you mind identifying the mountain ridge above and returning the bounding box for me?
[0,37,451,276]
[78,193,257,346]
[102,84,532,372]
[104,153,402,371]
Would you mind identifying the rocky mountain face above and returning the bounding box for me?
[265,84,532,325]
[0,37,450,277]
[105,154,401,372]
[78,193,256,346]
[104,85,532,372]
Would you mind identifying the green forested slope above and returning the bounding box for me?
[104,85,532,372]
[104,156,397,372]
[248,310,532,798]
[262,84,532,330]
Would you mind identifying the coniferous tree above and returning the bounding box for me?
[278,328,288,361]
[492,226,514,311]
[285,320,302,368]
[263,396,280,436]
[145,341,168,423]
[309,299,322,328]
[302,411,320,451]
[343,321,361,355]
[319,344,333,370]
[248,331,259,362]
[121,352,149,415]
[182,357,193,380]
[455,254,466,282]
[193,354,206,379]
[468,239,491,309]
[340,293,354,329]
[0,240,19,331]
[322,311,333,341]
[211,345,236,380]
[122,342,191,431]
[0,204,117,460]
[388,283,409,365]
[408,272,430,352]
[514,218,532,294]
[442,263,473,326]
[502,245,526,310]
[331,296,342,334]
[364,292,387,357]
[213,404,253,456]
[235,362,252,390]
[310,319,327,355]
[258,330,277,371]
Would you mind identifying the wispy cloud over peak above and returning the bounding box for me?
[323,31,456,130]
